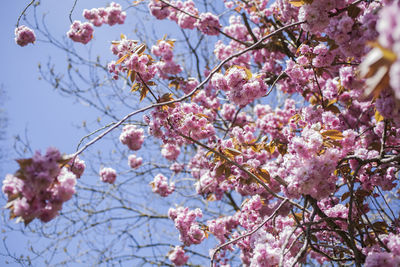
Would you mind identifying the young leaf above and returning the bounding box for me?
[130,83,141,92]
[166,40,176,47]
[224,165,231,178]
[158,93,174,103]
[234,6,242,12]
[360,45,397,98]
[116,53,130,65]
[326,104,341,114]
[146,81,156,86]
[257,168,271,184]
[224,147,241,156]
[140,87,149,101]
[130,71,137,83]
[135,44,146,55]
[375,109,384,122]
[196,113,209,119]
[158,93,176,110]
[206,194,216,201]
[321,130,344,140]
[216,164,225,177]
[205,150,214,158]
[289,0,313,7]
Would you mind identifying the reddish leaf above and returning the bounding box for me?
[116,53,130,65]
[322,130,344,140]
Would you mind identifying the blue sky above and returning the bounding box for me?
[1,1,98,164]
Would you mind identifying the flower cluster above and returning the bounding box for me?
[207,215,238,243]
[161,143,181,161]
[83,2,126,27]
[2,147,78,223]
[365,233,400,267]
[68,156,86,179]
[245,216,301,266]
[108,39,157,83]
[67,20,94,44]
[196,12,221,36]
[171,0,198,30]
[146,102,215,143]
[170,162,184,173]
[99,167,117,184]
[168,246,189,266]
[151,40,182,78]
[168,206,205,246]
[14,25,36,47]
[276,126,341,200]
[119,125,145,151]
[128,154,143,169]
[148,0,220,36]
[298,0,344,34]
[212,66,267,107]
[150,173,175,197]
[148,0,171,20]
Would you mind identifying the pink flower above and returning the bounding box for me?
[161,143,181,161]
[68,156,85,178]
[148,0,171,20]
[67,21,94,44]
[3,147,78,224]
[119,125,145,151]
[365,251,400,267]
[2,174,24,197]
[52,168,77,202]
[176,1,198,29]
[105,2,126,26]
[128,154,143,169]
[196,12,221,35]
[170,162,184,173]
[15,25,36,46]
[83,2,126,27]
[150,174,175,197]
[168,206,205,246]
[99,167,117,184]
[169,246,189,266]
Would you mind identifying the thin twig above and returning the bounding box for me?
[380,119,388,158]
[16,0,35,27]
[210,199,288,266]
[137,73,158,101]
[279,227,301,266]
[69,0,79,23]
[241,12,258,43]
[76,122,117,151]
[265,71,286,98]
